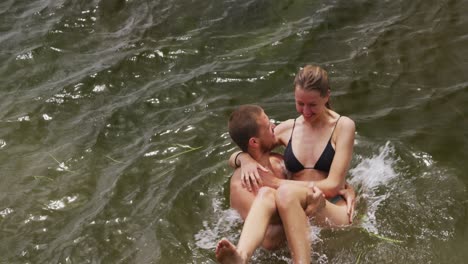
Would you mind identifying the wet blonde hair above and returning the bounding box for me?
[294,65,331,109]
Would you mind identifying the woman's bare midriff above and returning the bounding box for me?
[291,169,327,182]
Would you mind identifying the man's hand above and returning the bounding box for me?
[305,184,326,217]
[338,183,356,224]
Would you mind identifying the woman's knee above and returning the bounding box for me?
[275,184,300,209]
[256,187,277,208]
[257,186,276,198]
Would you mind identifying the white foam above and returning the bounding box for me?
[349,141,399,233]
[0,207,14,218]
[350,141,398,191]
[194,198,242,249]
[92,84,106,93]
[0,139,6,149]
[43,195,79,211]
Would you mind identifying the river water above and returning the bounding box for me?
[1,0,467,263]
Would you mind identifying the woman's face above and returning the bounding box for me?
[294,86,329,120]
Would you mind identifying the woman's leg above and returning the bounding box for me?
[314,199,350,227]
[236,187,280,256]
[275,184,325,264]
[216,187,279,263]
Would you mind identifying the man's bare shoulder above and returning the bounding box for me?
[228,168,256,219]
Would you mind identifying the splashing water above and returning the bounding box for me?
[350,141,398,190]
[349,141,399,233]
[194,141,465,263]
[348,140,465,251]
[194,198,243,250]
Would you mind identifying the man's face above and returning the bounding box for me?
[256,111,276,153]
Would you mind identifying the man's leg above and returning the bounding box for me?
[261,224,286,250]
[216,187,279,263]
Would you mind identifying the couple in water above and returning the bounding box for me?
[216,65,357,263]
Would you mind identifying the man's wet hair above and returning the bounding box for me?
[228,105,263,152]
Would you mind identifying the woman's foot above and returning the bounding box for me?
[215,238,246,264]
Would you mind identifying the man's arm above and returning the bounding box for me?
[229,169,257,220]
[259,161,355,198]
[259,172,312,189]
[260,171,354,196]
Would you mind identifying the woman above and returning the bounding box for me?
[231,65,356,226]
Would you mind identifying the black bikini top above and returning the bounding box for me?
[283,117,341,174]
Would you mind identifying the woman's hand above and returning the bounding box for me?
[338,183,356,224]
[239,155,269,192]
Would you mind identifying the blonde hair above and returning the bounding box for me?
[294,65,331,109]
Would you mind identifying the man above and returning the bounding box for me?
[215,105,355,263]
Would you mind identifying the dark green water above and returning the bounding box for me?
[1,0,467,263]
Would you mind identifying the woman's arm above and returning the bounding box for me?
[339,182,356,223]
[273,119,294,146]
[314,116,355,197]
[228,151,242,168]
[227,151,267,192]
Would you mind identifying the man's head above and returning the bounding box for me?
[228,105,276,153]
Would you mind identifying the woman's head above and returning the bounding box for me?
[293,65,331,118]
[294,65,331,107]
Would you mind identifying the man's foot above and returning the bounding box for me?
[304,184,326,216]
[215,238,246,264]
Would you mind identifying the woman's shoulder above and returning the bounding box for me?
[335,115,355,138]
[337,116,355,130]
